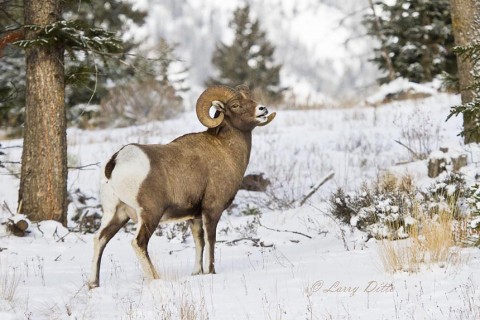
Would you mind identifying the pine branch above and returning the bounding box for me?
[13,20,123,57]
[447,98,480,138]
[453,43,480,65]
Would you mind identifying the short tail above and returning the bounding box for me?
[104,151,119,179]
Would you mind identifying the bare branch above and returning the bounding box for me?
[300,171,335,206]
[217,237,274,247]
[310,204,350,251]
[0,145,22,149]
[67,162,100,170]
[1,201,14,216]
[257,217,312,239]
[394,139,421,160]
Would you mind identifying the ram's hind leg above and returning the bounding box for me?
[202,212,221,274]
[88,202,130,289]
[189,218,204,275]
[132,211,161,280]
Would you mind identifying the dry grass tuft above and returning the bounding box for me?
[379,199,464,273]
[178,290,208,320]
[0,261,21,302]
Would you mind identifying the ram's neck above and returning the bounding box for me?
[230,129,252,166]
[207,126,252,169]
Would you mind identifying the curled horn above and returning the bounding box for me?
[196,86,239,128]
[235,84,250,98]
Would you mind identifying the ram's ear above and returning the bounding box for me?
[211,100,225,112]
[235,85,250,99]
[211,102,225,135]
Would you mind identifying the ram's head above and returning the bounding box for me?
[196,85,276,130]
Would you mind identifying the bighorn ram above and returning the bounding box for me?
[88,85,275,288]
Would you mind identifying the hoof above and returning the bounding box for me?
[191,270,204,276]
[87,281,99,290]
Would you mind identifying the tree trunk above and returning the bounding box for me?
[18,0,67,224]
[450,0,480,143]
[368,0,396,82]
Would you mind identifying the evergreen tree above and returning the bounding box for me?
[146,39,189,93]
[0,0,147,133]
[364,0,456,83]
[447,0,480,143]
[99,39,190,127]
[208,4,282,102]
[447,43,480,141]
[0,0,137,222]
[0,0,26,132]
[62,0,147,108]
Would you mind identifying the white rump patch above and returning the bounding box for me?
[108,145,151,211]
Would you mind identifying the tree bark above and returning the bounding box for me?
[450,0,480,143]
[18,0,67,224]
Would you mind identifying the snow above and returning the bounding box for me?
[471,217,480,229]
[2,216,480,319]
[9,214,27,225]
[365,77,441,105]
[404,216,417,226]
[0,2,478,314]
[2,81,480,319]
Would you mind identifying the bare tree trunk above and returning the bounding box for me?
[18,0,67,224]
[368,0,395,82]
[450,0,480,143]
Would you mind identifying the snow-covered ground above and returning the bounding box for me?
[1,85,480,319]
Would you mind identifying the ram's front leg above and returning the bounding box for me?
[202,213,220,274]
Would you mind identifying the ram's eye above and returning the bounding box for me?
[231,104,240,109]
